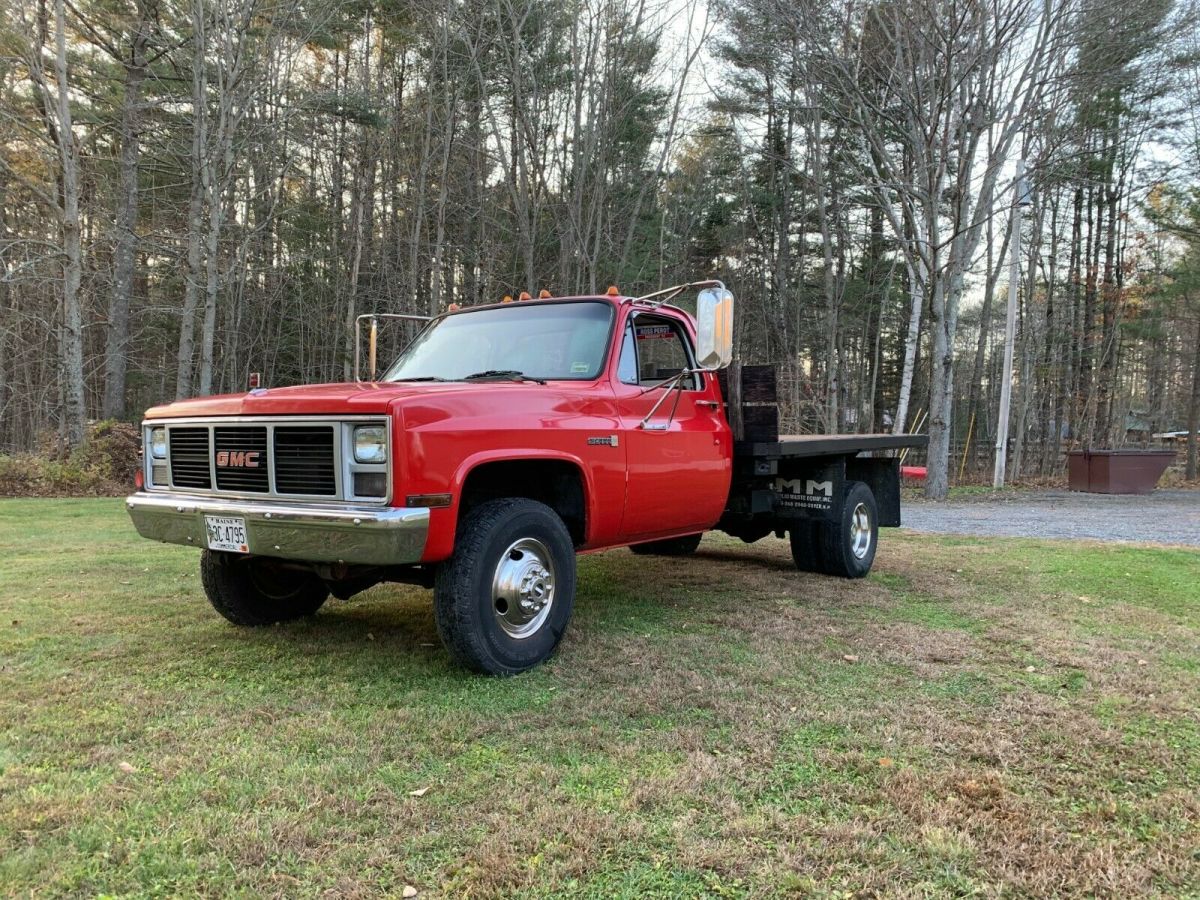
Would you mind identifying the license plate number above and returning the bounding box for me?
[204,516,248,553]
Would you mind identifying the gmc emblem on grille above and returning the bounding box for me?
[216,450,261,468]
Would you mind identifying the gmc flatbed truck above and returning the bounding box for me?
[127,282,926,674]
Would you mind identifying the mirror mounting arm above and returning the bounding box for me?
[353,312,433,382]
[631,279,726,308]
[627,277,734,372]
[638,368,714,431]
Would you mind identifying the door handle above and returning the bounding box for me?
[697,400,720,410]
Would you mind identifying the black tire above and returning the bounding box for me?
[815,481,878,579]
[629,533,703,556]
[434,498,576,675]
[200,551,329,626]
[788,520,826,573]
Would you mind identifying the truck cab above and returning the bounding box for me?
[127,282,923,674]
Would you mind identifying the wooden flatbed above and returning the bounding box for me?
[715,364,927,547]
[736,433,928,459]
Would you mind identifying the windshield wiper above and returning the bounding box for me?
[392,375,450,382]
[463,370,547,385]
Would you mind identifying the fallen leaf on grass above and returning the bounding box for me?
[402,887,419,898]
[1137,659,1148,666]
[408,787,429,797]
[117,761,137,774]
[878,757,894,767]
[842,654,859,663]
[1024,665,1036,673]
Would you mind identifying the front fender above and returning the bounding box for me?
[419,448,597,562]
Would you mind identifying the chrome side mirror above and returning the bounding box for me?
[695,285,734,369]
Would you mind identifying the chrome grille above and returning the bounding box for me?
[214,426,270,493]
[169,428,212,489]
[150,417,388,503]
[273,426,336,496]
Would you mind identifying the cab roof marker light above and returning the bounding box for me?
[518,291,531,301]
[502,295,513,303]
[538,289,551,298]
[606,285,620,296]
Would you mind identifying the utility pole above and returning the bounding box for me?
[993,160,1030,489]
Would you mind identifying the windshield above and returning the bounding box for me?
[382,301,615,382]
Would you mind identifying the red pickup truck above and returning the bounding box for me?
[127,282,925,674]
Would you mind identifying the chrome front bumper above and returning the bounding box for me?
[126,492,429,566]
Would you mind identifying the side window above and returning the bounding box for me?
[621,315,699,389]
[617,321,638,384]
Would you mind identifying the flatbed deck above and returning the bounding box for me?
[735,433,928,459]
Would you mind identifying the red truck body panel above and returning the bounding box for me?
[145,296,734,562]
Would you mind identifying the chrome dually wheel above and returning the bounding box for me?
[492,537,557,639]
[849,502,873,560]
[434,498,577,675]
[800,481,878,579]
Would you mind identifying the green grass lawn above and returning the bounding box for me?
[2,499,1198,897]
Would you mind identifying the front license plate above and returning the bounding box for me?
[204,515,248,553]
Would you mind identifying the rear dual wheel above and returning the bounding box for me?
[789,481,877,579]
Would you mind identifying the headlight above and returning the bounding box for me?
[353,425,387,464]
[150,427,167,459]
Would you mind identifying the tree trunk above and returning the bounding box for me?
[925,271,953,500]
[343,150,370,380]
[54,0,86,448]
[198,151,222,396]
[893,257,923,434]
[1187,315,1200,481]
[176,0,208,399]
[966,214,1010,473]
[102,0,151,420]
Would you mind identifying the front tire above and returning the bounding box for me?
[629,533,703,556]
[434,498,576,675]
[200,551,329,626]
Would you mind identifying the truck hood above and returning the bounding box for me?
[144,380,543,418]
[142,381,609,422]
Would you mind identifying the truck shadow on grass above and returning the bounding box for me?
[691,545,797,571]
[168,535,979,690]
[164,540,810,687]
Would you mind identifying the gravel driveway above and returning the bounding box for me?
[901,489,1200,547]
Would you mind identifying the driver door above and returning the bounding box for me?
[613,312,731,540]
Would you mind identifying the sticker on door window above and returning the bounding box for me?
[635,324,673,341]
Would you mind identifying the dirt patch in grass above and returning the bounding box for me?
[1,500,1198,896]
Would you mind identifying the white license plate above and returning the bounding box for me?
[204,515,248,553]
